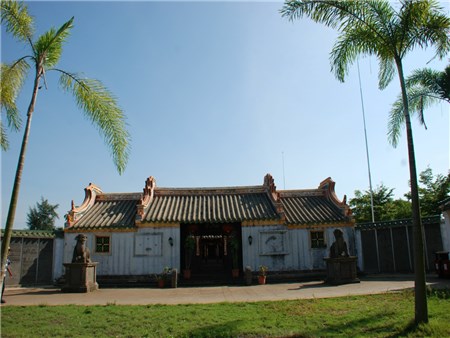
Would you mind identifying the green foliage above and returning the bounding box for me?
[0,60,29,150]
[230,237,239,268]
[350,184,411,223]
[0,1,130,172]
[405,167,450,216]
[2,291,450,337]
[0,0,34,43]
[389,65,450,147]
[281,0,450,323]
[350,168,449,222]
[259,265,268,276]
[59,72,130,174]
[281,0,450,89]
[34,17,73,69]
[26,197,59,230]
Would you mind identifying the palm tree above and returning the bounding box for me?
[389,64,450,146]
[1,1,130,291]
[281,0,450,324]
[0,61,26,151]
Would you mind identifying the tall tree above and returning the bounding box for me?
[404,168,450,216]
[281,0,450,323]
[1,1,131,293]
[27,197,59,231]
[389,64,450,146]
[350,184,411,223]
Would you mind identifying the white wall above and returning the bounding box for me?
[52,237,65,281]
[64,225,356,276]
[64,227,181,276]
[242,225,356,272]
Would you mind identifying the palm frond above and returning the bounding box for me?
[281,0,365,29]
[34,17,74,68]
[399,0,450,58]
[0,121,10,151]
[58,71,130,174]
[377,56,396,90]
[330,24,379,82]
[0,0,34,43]
[282,0,397,85]
[1,59,29,121]
[406,66,449,100]
[0,59,29,150]
[388,85,441,147]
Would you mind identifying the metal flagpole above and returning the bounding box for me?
[357,59,375,223]
[282,152,286,190]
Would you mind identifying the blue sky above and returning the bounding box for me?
[2,1,449,229]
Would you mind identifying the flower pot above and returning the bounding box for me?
[183,269,191,280]
[231,269,239,278]
[157,279,165,288]
[258,275,266,285]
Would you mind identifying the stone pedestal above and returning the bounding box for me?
[62,262,99,293]
[324,256,359,285]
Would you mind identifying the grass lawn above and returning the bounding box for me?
[1,289,449,337]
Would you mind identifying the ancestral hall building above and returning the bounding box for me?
[64,174,355,281]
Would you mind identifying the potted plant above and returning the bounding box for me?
[154,273,165,288]
[230,237,240,278]
[155,267,172,288]
[184,236,195,279]
[258,265,268,285]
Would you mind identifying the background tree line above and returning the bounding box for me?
[349,168,450,223]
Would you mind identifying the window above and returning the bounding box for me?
[310,231,326,249]
[95,236,110,253]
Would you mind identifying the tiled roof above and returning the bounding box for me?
[1,229,60,238]
[66,175,353,230]
[144,187,279,224]
[70,194,139,230]
[280,191,348,225]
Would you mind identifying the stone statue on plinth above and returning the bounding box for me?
[329,229,349,258]
[62,234,99,293]
[324,229,359,285]
[72,234,91,263]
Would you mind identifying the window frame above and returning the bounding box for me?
[310,230,326,249]
[95,235,111,254]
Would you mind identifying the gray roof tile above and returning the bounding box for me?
[70,198,138,230]
[280,191,347,225]
[66,177,352,230]
[144,188,279,223]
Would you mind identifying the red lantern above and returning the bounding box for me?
[222,224,233,234]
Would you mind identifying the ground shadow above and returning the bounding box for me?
[287,281,327,291]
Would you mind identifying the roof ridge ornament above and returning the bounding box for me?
[263,173,279,201]
[65,183,103,227]
[263,173,285,222]
[136,176,156,222]
[318,177,353,218]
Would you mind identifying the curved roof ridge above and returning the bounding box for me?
[96,192,142,200]
[154,185,266,195]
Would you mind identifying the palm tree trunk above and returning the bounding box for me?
[0,67,41,292]
[396,59,428,324]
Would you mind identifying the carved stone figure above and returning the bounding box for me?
[72,234,91,263]
[329,229,349,258]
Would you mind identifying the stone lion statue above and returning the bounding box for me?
[329,229,349,258]
[72,234,91,263]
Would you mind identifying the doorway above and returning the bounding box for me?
[180,223,242,283]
